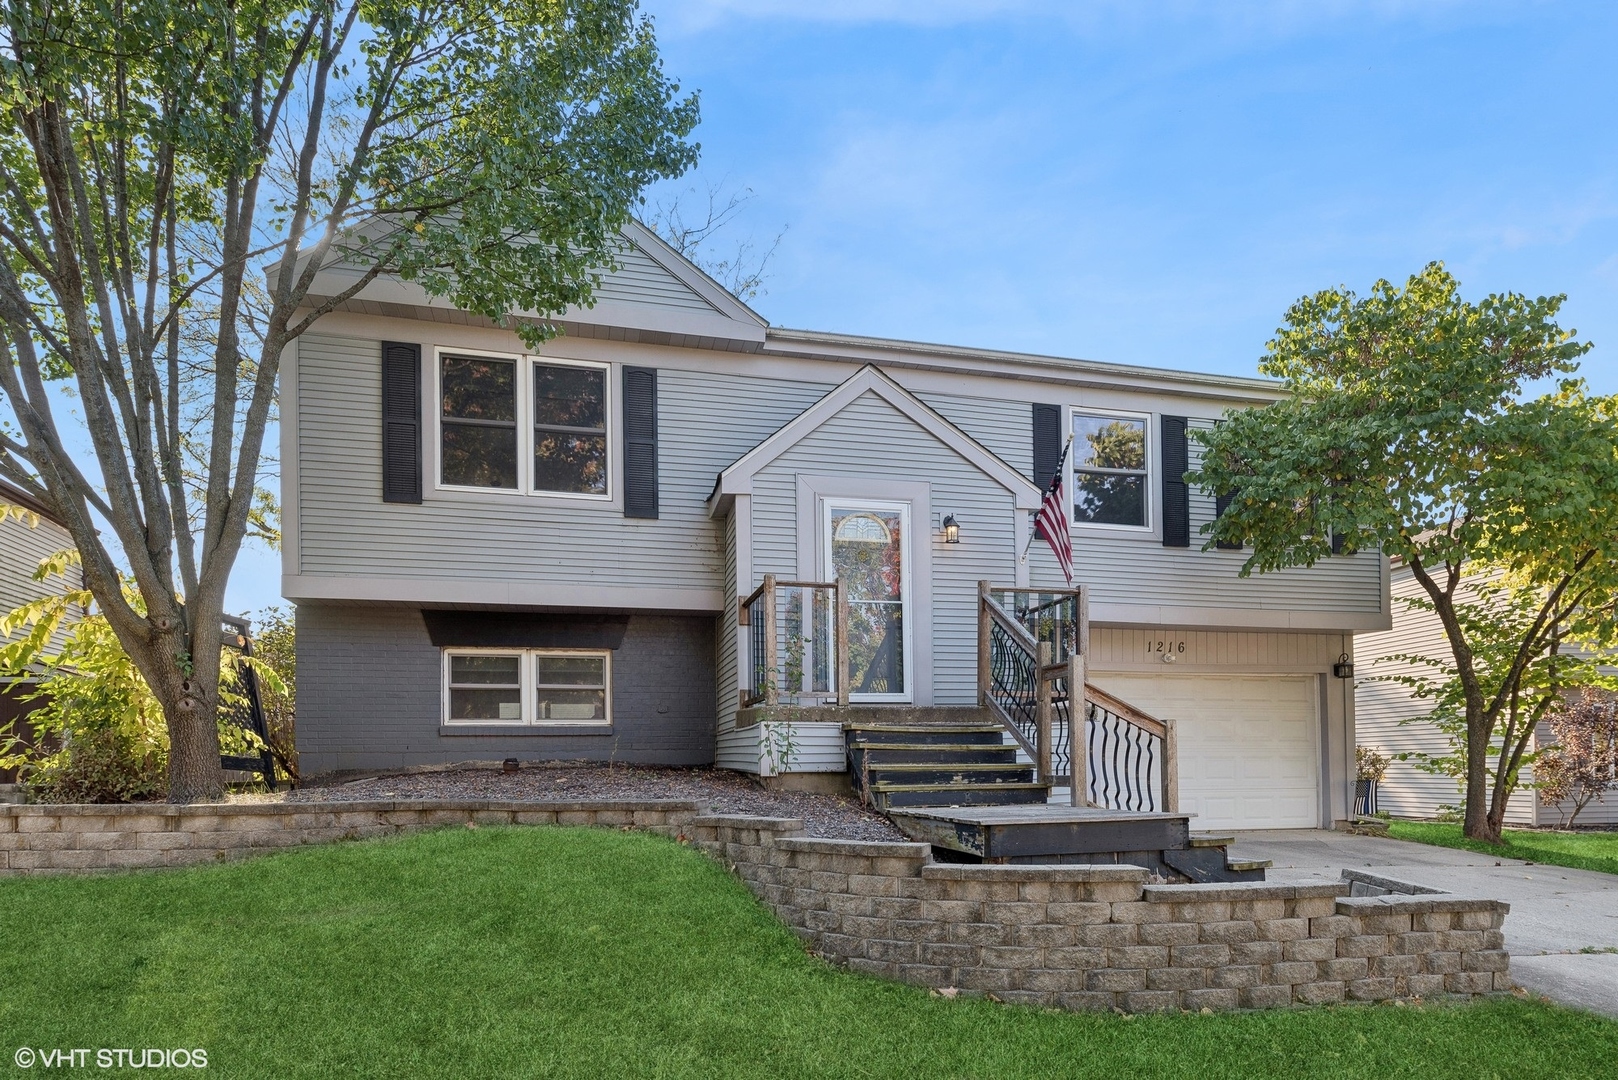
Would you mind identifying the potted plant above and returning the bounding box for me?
[1356,746,1389,816]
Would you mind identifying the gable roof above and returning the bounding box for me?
[706,365,1045,517]
[284,220,768,350]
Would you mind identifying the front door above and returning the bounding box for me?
[824,501,911,702]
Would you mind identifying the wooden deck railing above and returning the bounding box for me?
[977,581,1178,812]
[739,575,849,708]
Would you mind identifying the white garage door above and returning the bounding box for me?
[1090,674,1321,831]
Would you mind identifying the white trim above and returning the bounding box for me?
[620,219,769,329]
[430,347,614,503]
[1088,601,1391,633]
[708,365,1042,517]
[280,335,302,579]
[441,646,612,727]
[822,498,915,703]
[528,355,614,502]
[1066,405,1154,535]
[532,648,613,726]
[442,648,527,726]
[283,574,723,612]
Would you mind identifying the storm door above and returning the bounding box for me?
[823,501,912,702]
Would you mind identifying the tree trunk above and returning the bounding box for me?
[1463,698,1500,844]
[128,613,226,804]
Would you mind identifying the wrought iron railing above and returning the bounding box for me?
[740,575,849,708]
[978,582,1178,812]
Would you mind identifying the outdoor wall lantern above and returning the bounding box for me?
[1333,653,1355,679]
[942,515,960,544]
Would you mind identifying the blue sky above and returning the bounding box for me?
[227,0,1618,614]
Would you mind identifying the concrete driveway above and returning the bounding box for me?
[1227,830,1618,1020]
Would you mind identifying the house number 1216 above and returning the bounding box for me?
[1147,641,1186,654]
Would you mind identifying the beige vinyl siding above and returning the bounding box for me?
[747,390,1019,706]
[592,243,721,313]
[296,333,834,591]
[0,512,79,652]
[1355,565,1539,823]
[1090,628,1351,671]
[1359,566,1618,827]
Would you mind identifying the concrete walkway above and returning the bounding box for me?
[1227,829,1618,1020]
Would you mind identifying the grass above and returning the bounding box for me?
[1,827,1614,1079]
[1387,820,1618,877]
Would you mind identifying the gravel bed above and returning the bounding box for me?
[285,764,906,842]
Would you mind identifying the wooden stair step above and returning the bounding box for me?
[871,780,1046,792]
[846,724,1007,735]
[1189,834,1236,848]
[1225,859,1273,872]
[868,763,1029,774]
[852,742,1016,752]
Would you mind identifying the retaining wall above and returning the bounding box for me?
[690,814,1511,1012]
[0,801,1510,1012]
[0,800,703,873]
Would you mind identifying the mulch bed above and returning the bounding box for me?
[285,764,905,842]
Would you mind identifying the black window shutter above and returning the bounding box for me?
[1032,403,1061,489]
[381,341,422,504]
[1331,530,1346,556]
[1161,415,1189,547]
[623,366,658,519]
[1215,490,1244,550]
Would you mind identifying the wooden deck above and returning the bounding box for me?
[887,804,1192,862]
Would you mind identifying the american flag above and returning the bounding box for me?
[1034,439,1073,585]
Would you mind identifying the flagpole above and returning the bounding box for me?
[1022,434,1074,562]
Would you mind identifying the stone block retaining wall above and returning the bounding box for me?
[0,800,703,873]
[0,801,1510,1012]
[690,814,1512,1012]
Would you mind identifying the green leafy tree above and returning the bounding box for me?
[1190,263,1618,843]
[0,552,168,801]
[0,1,698,801]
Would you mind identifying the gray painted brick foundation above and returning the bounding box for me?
[296,604,716,776]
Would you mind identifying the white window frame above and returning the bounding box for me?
[531,648,613,725]
[440,647,612,726]
[432,348,613,502]
[1066,406,1154,534]
[441,648,528,726]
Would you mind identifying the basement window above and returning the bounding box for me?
[441,649,612,726]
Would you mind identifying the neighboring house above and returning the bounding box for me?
[1355,559,1618,827]
[281,222,1390,831]
[0,479,80,783]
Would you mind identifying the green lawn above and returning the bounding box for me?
[1,827,1613,1079]
[1387,820,1618,877]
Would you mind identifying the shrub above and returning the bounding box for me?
[1537,689,1618,827]
[0,553,170,802]
[1356,745,1390,783]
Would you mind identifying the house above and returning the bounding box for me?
[0,479,80,784]
[1355,559,1618,827]
[281,222,1390,832]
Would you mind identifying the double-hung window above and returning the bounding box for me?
[1070,410,1151,529]
[442,649,611,726]
[532,363,607,495]
[437,352,610,498]
[441,355,519,489]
